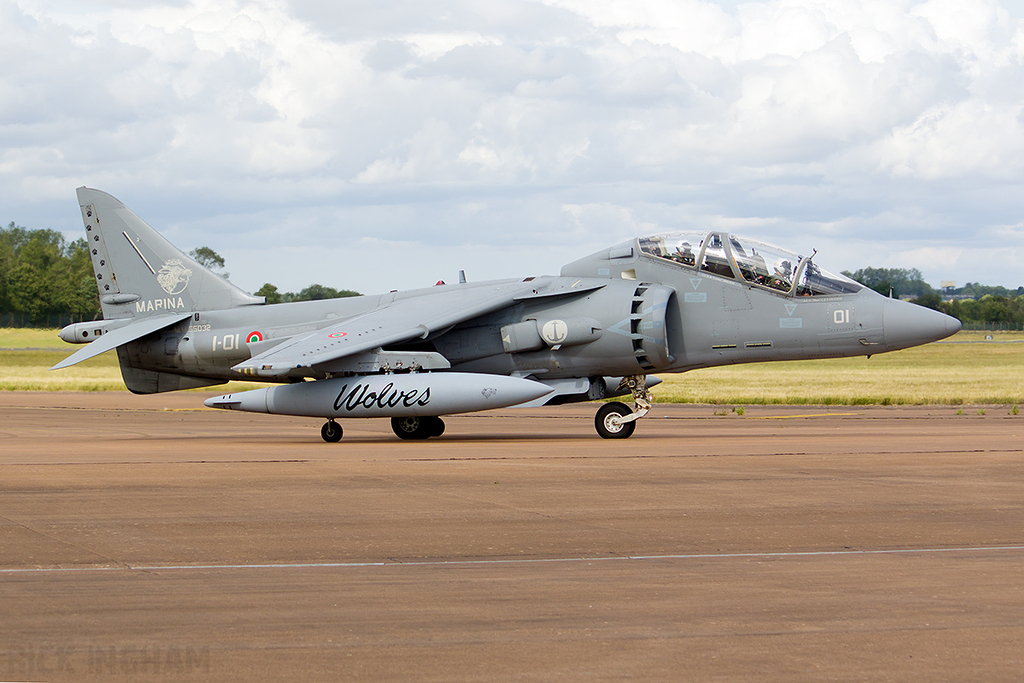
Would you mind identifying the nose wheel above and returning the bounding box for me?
[594,375,652,439]
[595,402,636,439]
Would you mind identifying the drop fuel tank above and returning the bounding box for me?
[204,372,554,418]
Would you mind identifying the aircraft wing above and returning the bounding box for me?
[233,280,592,378]
[50,313,193,370]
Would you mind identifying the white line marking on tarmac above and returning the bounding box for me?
[3,546,1023,574]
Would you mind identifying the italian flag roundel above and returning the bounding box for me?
[246,331,263,344]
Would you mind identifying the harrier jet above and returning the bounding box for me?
[55,188,961,440]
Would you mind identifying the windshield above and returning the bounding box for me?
[638,231,862,297]
[796,260,863,296]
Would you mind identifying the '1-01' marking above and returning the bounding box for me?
[212,334,241,351]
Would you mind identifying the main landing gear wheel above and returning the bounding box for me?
[321,420,343,442]
[427,416,445,438]
[391,416,445,440]
[595,402,637,439]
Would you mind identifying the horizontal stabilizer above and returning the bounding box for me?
[51,313,192,370]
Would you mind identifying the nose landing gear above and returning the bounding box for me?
[594,375,652,439]
[595,402,635,438]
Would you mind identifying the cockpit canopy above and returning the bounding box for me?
[638,232,862,297]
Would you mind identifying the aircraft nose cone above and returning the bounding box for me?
[882,298,961,351]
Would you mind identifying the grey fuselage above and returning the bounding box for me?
[110,234,955,394]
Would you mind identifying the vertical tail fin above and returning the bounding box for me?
[78,187,264,319]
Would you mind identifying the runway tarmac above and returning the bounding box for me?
[2,392,1022,681]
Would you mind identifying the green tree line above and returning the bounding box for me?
[843,266,1024,326]
[934,295,1024,326]
[1,223,99,325]
[1,223,359,326]
[253,283,360,304]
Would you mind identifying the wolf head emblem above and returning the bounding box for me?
[157,259,193,295]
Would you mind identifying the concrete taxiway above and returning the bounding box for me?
[1,392,1022,681]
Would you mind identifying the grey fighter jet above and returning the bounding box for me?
[55,188,961,440]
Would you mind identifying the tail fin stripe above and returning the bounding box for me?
[123,231,156,274]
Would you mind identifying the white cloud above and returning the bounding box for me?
[879,99,1024,179]
[2,0,1024,293]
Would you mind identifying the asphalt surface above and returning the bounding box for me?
[1,392,1022,682]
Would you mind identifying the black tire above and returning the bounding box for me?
[321,420,343,442]
[595,402,636,439]
[391,416,431,440]
[426,416,445,438]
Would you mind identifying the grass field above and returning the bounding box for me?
[0,328,264,393]
[654,333,1024,405]
[2,328,1022,404]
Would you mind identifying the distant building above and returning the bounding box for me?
[939,281,960,302]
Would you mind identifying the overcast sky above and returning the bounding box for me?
[3,0,1024,295]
